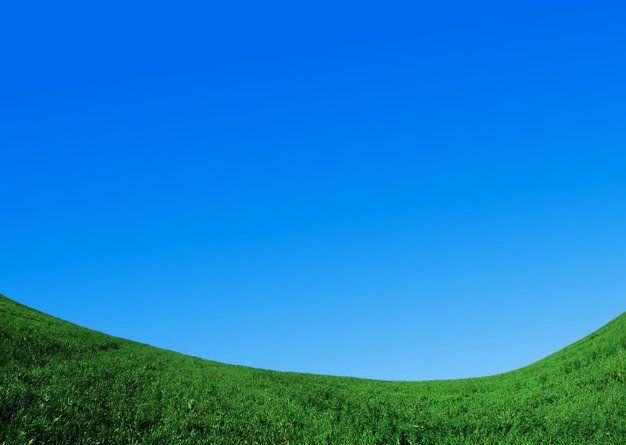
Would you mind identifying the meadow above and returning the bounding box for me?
[1,293,624,444]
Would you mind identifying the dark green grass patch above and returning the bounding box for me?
[1,294,624,444]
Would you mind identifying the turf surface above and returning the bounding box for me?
[1,294,624,444]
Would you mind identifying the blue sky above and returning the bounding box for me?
[1,1,625,380]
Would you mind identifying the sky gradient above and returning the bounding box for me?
[1,1,625,380]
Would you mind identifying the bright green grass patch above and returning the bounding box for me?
[1,294,624,444]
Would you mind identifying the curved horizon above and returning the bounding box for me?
[3,292,622,382]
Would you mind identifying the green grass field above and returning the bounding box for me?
[1,294,624,444]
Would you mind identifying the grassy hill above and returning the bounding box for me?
[1,294,624,444]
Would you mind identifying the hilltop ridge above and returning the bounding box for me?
[1,293,624,444]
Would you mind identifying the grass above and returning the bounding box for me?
[0,293,624,444]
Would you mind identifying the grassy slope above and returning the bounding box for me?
[0,294,624,444]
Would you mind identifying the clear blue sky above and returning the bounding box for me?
[1,1,625,380]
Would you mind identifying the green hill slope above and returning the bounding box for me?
[1,294,624,444]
